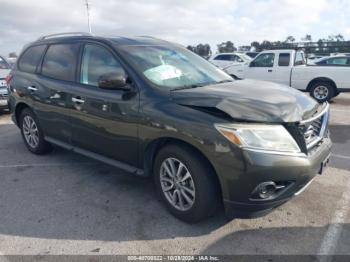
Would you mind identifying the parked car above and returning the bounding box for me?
[6,57,17,68]
[208,52,251,73]
[224,49,350,102]
[7,33,331,222]
[306,55,325,65]
[314,56,350,66]
[238,51,260,58]
[0,56,11,110]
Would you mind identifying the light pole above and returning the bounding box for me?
[84,0,92,33]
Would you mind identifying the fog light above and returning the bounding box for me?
[251,181,288,200]
[258,182,277,199]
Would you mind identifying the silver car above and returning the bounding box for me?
[0,56,10,110]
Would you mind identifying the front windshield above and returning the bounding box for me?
[119,45,233,89]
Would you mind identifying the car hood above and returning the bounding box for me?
[171,79,320,123]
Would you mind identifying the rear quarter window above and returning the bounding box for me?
[278,53,290,66]
[41,43,80,82]
[18,45,47,73]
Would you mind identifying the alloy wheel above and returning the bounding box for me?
[160,158,196,211]
[22,115,39,149]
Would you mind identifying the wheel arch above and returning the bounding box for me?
[14,102,31,126]
[306,77,337,93]
[143,137,222,197]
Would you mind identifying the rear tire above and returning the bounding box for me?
[309,82,334,103]
[154,144,220,223]
[20,108,52,154]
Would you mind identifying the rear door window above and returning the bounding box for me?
[42,43,80,81]
[278,53,290,66]
[18,45,47,73]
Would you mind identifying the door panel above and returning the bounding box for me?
[33,76,73,143]
[245,53,275,82]
[68,85,139,166]
[273,53,292,86]
[68,43,139,166]
[34,43,80,143]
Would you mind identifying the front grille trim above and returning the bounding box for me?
[299,103,329,151]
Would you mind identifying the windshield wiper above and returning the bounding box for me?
[216,79,234,84]
[171,84,203,91]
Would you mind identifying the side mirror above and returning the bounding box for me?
[98,72,130,90]
[249,61,255,67]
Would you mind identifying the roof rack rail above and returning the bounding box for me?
[37,32,92,41]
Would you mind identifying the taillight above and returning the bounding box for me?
[5,74,13,85]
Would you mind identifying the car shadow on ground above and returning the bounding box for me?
[0,124,229,242]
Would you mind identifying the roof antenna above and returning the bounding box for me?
[84,0,92,34]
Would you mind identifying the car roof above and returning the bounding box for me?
[319,56,348,60]
[32,34,172,47]
[213,53,242,56]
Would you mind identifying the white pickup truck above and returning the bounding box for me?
[224,49,350,102]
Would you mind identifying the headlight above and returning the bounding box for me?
[215,123,301,153]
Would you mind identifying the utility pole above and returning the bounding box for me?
[84,0,92,33]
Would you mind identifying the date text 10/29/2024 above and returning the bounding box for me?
[128,256,219,261]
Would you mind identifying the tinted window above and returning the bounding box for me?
[251,53,275,67]
[214,55,231,61]
[42,44,79,81]
[80,44,125,87]
[18,45,46,73]
[278,53,290,66]
[327,57,348,65]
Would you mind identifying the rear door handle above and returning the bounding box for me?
[27,86,37,91]
[72,97,85,104]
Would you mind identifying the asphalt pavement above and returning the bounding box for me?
[0,93,349,256]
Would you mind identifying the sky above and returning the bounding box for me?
[0,0,350,56]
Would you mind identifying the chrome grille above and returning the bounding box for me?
[299,104,329,150]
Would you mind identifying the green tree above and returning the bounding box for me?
[250,41,261,52]
[217,41,237,53]
[302,34,312,42]
[335,34,345,41]
[285,36,295,43]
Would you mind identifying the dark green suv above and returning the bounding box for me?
[7,33,332,222]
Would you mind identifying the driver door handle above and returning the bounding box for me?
[72,97,85,104]
[268,69,273,72]
[27,86,37,91]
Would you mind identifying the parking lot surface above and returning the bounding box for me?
[0,94,349,256]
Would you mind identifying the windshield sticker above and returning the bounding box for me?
[143,65,183,84]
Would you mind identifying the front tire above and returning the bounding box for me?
[154,144,220,223]
[310,82,334,103]
[20,108,52,154]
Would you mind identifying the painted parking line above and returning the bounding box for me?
[332,153,350,160]
[318,177,350,257]
[331,109,349,113]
